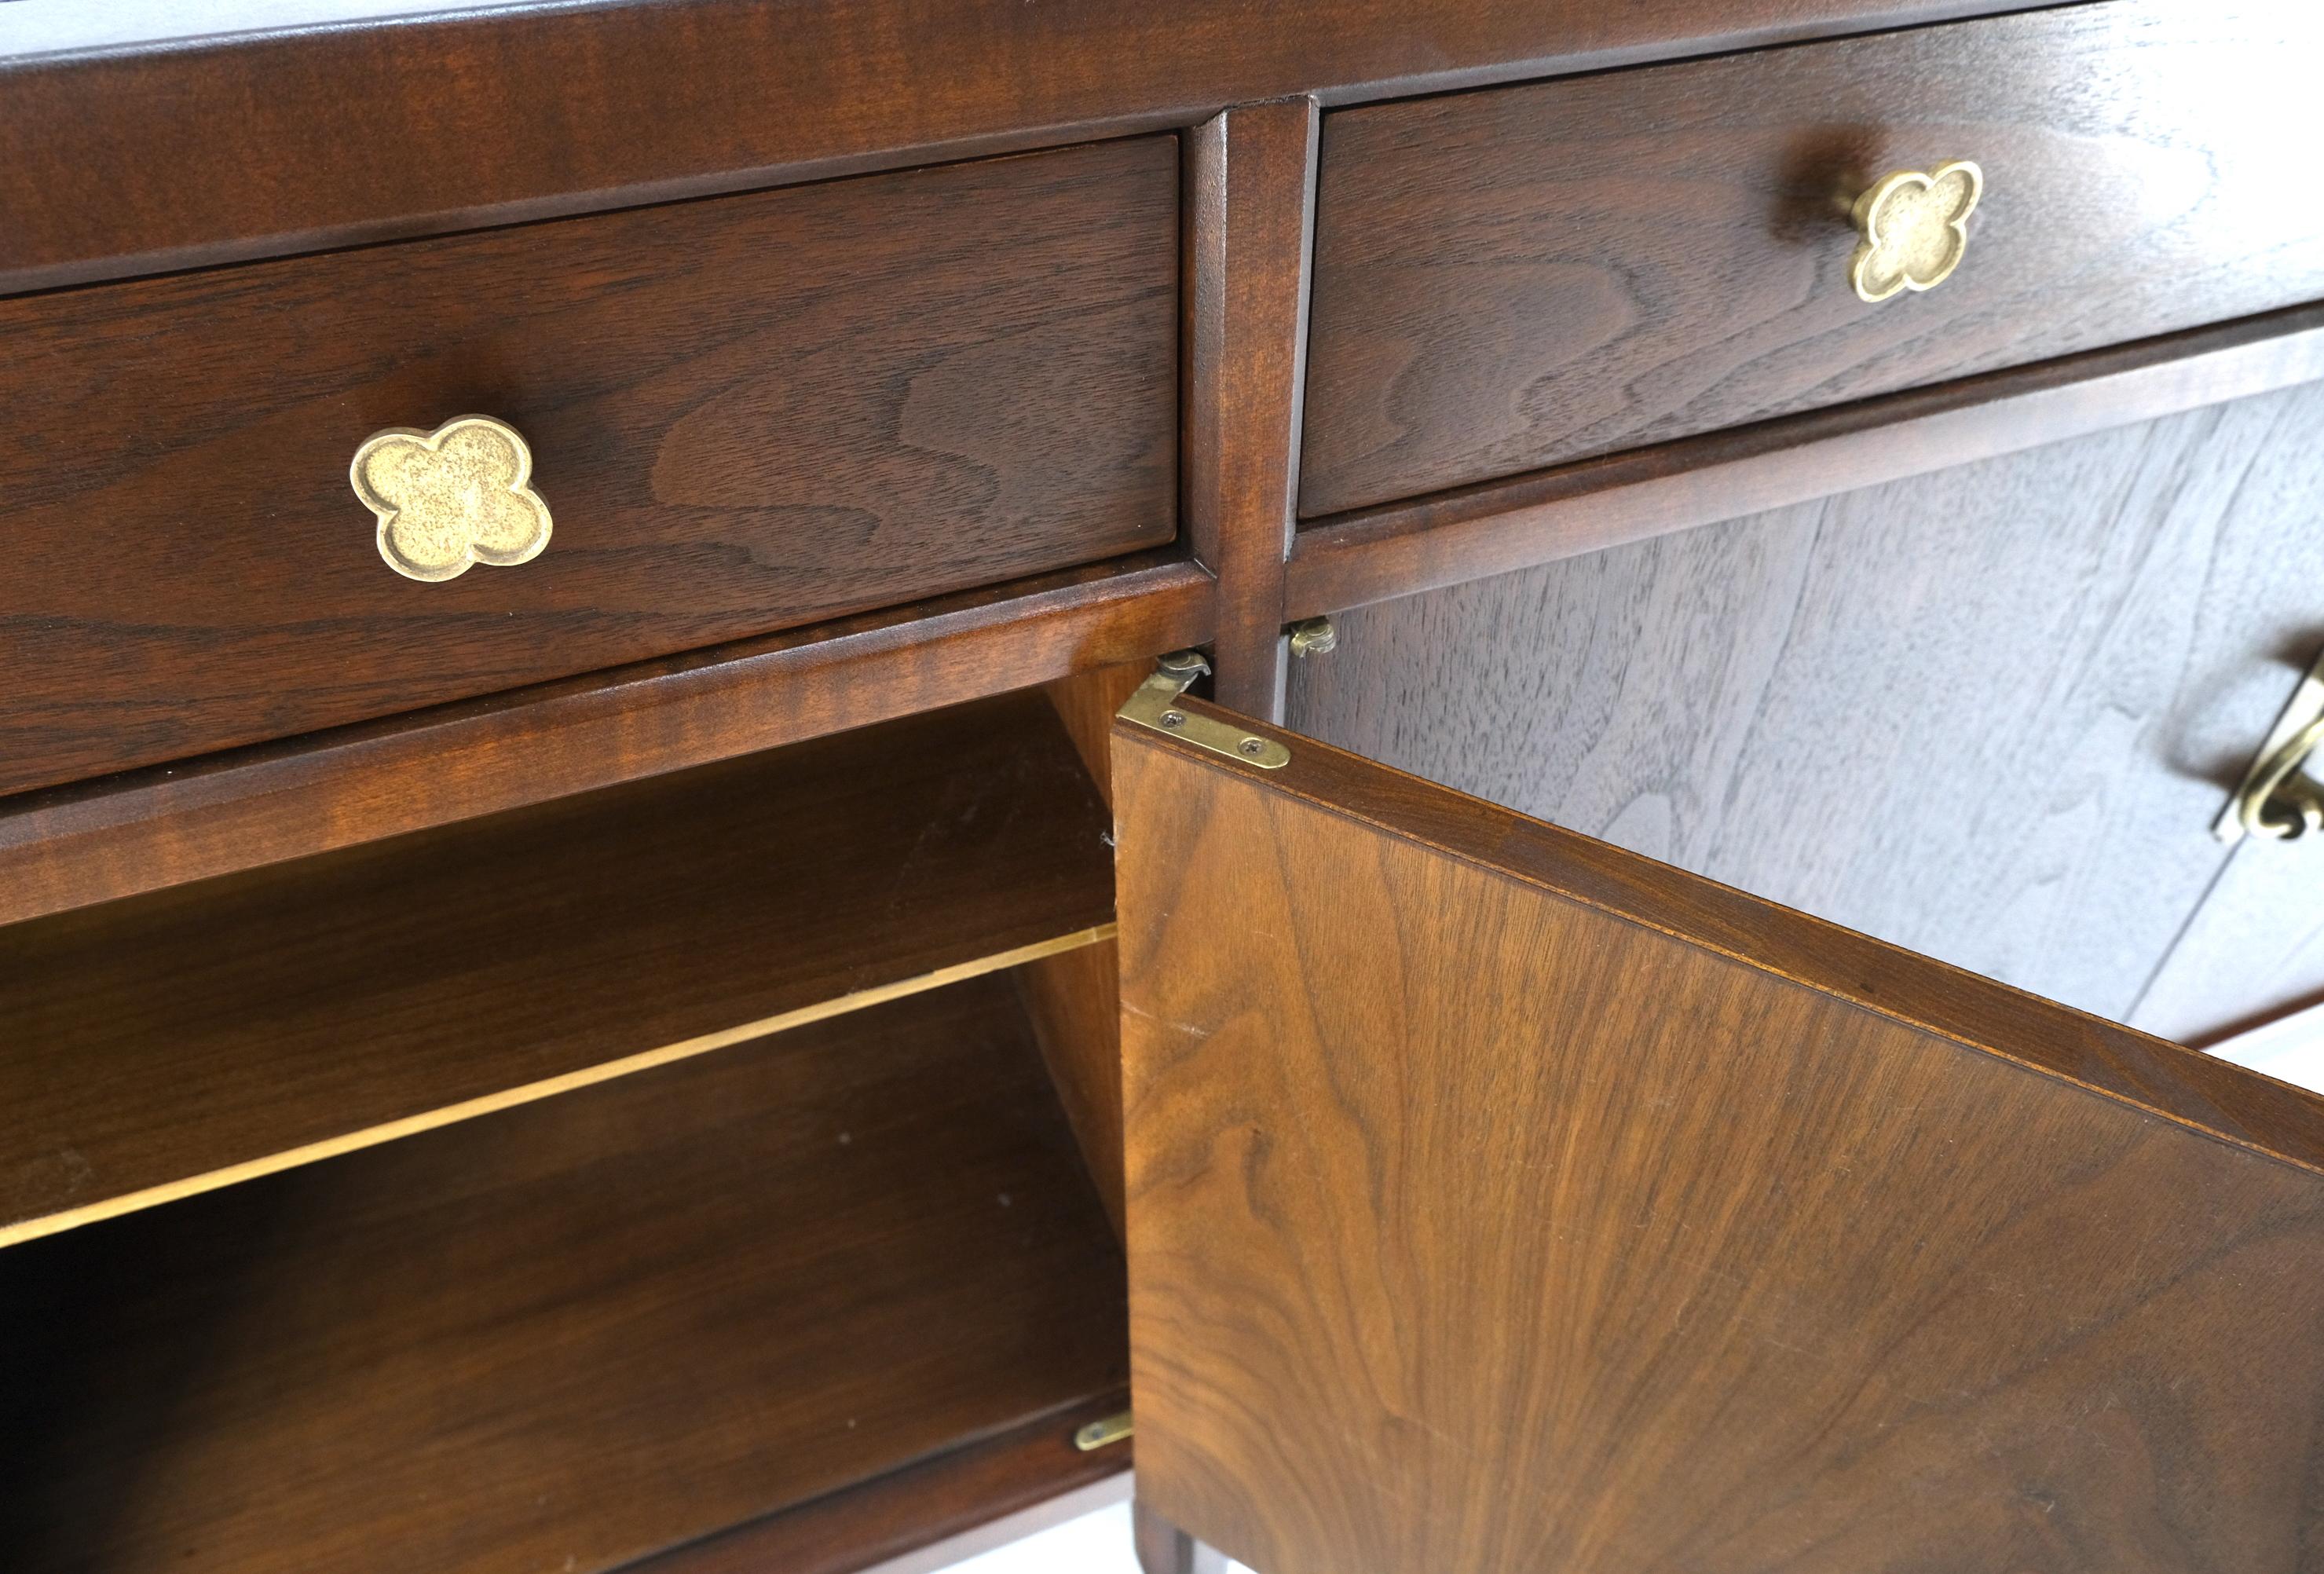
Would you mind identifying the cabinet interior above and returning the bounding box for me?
[0,675,1143,1572]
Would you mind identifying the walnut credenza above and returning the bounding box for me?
[5,2,2324,1571]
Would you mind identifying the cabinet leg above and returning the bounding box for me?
[1134,1498,1227,1574]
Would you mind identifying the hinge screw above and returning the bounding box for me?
[1160,710,1188,728]
[1287,616,1338,658]
[1239,737,1266,756]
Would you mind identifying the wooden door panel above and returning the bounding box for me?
[1114,702,2324,1574]
[1288,380,2324,1030]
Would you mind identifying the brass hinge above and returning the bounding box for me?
[1074,1408,1135,1451]
[1117,651,1290,769]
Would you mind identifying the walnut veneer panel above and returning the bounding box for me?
[1300,0,2324,514]
[1290,379,2324,1026]
[1115,703,2324,1574]
[0,976,1129,1574]
[0,135,1177,797]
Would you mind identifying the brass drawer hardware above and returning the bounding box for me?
[350,415,553,582]
[1287,615,1339,658]
[1074,1409,1135,1451]
[1119,651,1291,769]
[2219,646,2324,843]
[1850,161,1983,304]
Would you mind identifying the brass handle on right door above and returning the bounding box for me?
[2231,716,2324,841]
[1850,160,1984,304]
[2218,646,2324,843]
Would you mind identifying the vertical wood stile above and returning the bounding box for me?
[1183,98,1320,719]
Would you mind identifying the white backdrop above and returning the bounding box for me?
[945,1501,1255,1574]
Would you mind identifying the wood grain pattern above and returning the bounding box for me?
[1018,662,1154,1239]
[1114,701,2324,1574]
[1299,1,2324,514]
[1018,940,1132,1243]
[1184,100,1319,719]
[0,137,1176,800]
[1288,302,2324,617]
[1041,661,1155,807]
[0,0,2059,296]
[0,554,1211,928]
[1291,379,2324,1027]
[0,976,1129,1574]
[630,1391,1131,1574]
[0,689,1113,1246]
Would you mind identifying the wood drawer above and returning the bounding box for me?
[0,137,1177,799]
[1297,0,2324,517]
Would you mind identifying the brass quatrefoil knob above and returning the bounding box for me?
[1849,160,1984,304]
[350,415,552,582]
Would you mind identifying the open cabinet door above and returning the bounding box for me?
[1111,679,2324,1574]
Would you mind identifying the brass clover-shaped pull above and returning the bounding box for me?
[1849,160,1983,304]
[350,415,552,582]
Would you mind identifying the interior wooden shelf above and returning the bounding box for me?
[0,974,1130,1573]
[0,689,1115,1247]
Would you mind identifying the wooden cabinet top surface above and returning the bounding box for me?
[0,0,2062,295]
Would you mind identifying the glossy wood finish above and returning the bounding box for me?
[1115,700,2324,1574]
[0,0,2055,295]
[0,690,1113,1247]
[1289,304,2324,616]
[632,1393,1131,1574]
[1298,1,2324,515]
[0,137,1177,799]
[1290,379,2324,1027]
[0,976,1129,1574]
[0,555,1210,928]
[1018,662,1153,1239]
[1184,100,1319,719]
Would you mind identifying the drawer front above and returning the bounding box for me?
[1297,1,2324,517]
[0,137,1177,798]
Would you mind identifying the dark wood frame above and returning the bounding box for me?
[0,555,1209,924]
[11,5,2324,1571]
[15,300,2322,932]
[0,0,2063,295]
[1184,99,1320,719]
[9,2,2324,927]
[1288,302,2324,616]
